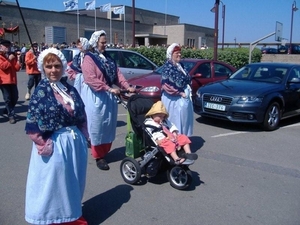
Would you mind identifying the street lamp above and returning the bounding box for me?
[289,1,298,54]
[210,0,219,61]
[220,1,226,50]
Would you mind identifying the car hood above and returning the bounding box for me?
[128,72,161,87]
[200,79,281,96]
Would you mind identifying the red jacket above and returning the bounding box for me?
[25,50,40,75]
[0,53,20,85]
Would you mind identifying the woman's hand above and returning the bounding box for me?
[127,87,136,93]
[109,88,120,95]
[181,92,186,98]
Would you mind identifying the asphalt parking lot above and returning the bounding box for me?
[1,71,300,225]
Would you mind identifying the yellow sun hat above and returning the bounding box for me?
[145,101,169,118]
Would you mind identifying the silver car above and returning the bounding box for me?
[61,48,158,80]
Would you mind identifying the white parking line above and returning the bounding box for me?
[211,131,248,138]
[118,113,127,116]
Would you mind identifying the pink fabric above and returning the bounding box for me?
[28,133,53,156]
[81,55,130,92]
[161,83,181,96]
[162,125,176,141]
[66,66,77,81]
[159,134,191,154]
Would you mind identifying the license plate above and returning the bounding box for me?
[204,102,226,111]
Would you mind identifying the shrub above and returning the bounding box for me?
[129,46,262,69]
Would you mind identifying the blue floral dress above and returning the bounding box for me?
[161,60,194,136]
[25,79,88,224]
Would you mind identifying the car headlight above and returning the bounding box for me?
[237,96,263,103]
[140,86,160,92]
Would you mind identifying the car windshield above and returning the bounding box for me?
[154,61,196,74]
[229,64,289,84]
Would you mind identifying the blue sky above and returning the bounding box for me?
[15,0,300,44]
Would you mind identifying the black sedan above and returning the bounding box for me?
[194,62,300,131]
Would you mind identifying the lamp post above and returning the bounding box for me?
[211,0,219,61]
[220,1,226,50]
[289,1,298,54]
[132,0,135,47]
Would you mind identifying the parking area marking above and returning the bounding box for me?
[211,131,248,138]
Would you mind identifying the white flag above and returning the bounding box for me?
[99,3,111,12]
[113,6,125,14]
[63,0,78,11]
[85,0,95,10]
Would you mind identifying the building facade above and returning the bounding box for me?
[0,1,214,48]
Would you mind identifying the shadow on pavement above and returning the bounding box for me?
[82,184,133,225]
[189,136,205,153]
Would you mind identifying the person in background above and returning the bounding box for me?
[66,37,90,94]
[161,43,193,136]
[20,43,27,69]
[0,39,21,124]
[12,41,20,53]
[41,42,48,51]
[81,30,135,170]
[24,42,41,100]
[25,47,88,225]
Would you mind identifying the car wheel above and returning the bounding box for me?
[262,102,280,131]
[120,157,142,184]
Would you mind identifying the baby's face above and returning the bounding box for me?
[152,113,165,123]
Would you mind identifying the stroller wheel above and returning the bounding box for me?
[120,157,142,184]
[167,166,192,190]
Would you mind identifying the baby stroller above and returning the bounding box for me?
[120,95,195,190]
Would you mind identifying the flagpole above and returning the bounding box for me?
[94,0,96,30]
[110,7,112,45]
[94,9,96,31]
[77,7,79,38]
[124,6,126,47]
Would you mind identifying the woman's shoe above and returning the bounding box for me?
[9,117,16,124]
[96,158,110,170]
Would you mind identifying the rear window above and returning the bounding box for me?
[61,50,74,63]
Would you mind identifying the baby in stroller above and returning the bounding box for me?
[144,101,198,164]
[120,95,198,190]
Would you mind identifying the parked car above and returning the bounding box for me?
[123,59,236,102]
[61,48,158,80]
[261,47,278,54]
[194,62,300,131]
[278,44,300,54]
